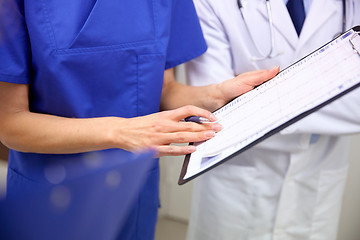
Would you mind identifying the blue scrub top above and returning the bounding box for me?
[0,0,207,239]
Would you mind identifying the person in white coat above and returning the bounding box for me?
[185,0,360,240]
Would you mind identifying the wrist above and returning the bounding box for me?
[105,117,127,150]
[207,83,227,111]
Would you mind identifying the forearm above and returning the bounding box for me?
[160,69,226,112]
[0,111,120,154]
[0,106,221,156]
[160,67,279,112]
[0,81,124,154]
[161,80,224,112]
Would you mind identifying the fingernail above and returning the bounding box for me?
[209,114,217,122]
[212,123,223,131]
[188,146,196,153]
[204,131,216,138]
[272,66,280,71]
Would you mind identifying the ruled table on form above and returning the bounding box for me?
[183,29,360,181]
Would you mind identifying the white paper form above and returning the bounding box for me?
[183,29,360,181]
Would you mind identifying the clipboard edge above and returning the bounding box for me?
[179,81,360,185]
[178,25,360,185]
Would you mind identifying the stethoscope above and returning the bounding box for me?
[237,0,347,61]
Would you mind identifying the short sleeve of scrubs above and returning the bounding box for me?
[165,0,207,69]
[0,0,31,84]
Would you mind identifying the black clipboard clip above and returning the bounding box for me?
[350,30,360,56]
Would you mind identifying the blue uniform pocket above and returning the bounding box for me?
[32,48,166,119]
[42,0,156,50]
[34,49,139,118]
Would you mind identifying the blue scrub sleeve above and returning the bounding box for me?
[0,0,31,84]
[165,0,207,69]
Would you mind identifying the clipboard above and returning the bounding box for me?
[179,26,360,185]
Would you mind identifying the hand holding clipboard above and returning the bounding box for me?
[179,26,360,185]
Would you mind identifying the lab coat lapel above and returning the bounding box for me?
[256,0,298,49]
[297,0,337,51]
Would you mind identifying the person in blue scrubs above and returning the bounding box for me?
[0,0,278,239]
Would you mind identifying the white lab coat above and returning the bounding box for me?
[185,0,360,239]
